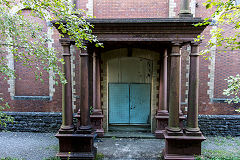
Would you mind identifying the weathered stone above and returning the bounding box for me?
[0,112,239,136]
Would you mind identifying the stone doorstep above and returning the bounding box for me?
[104,132,156,139]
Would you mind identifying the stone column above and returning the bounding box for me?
[155,49,169,138]
[92,51,102,114]
[77,44,92,133]
[91,49,104,137]
[163,42,205,160]
[96,54,102,114]
[185,42,201,135]
[59,38,74,133]
[166,42,183,135]
[158,49,168,115]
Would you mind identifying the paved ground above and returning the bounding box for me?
[95,138,163,159]
[0,132,58,160]
[0,132,239,160]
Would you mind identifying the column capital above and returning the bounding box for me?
[170,42,182,56]
[60,38,72,56]
[190,41,201,46]
[163,48,168,57]
[190,41,200,56]
[80,48,89,56]
[93,48,101,58]
[80,41,94,56]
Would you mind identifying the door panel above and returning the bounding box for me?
[109,84,129,124]
[130,84,150,124]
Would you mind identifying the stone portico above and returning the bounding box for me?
[54,1,207,159]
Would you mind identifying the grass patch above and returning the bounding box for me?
[95,153,104,160]
[200,149,240,160]
[45,145,59,151]
[213,136,227,146]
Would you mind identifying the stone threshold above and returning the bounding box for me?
[103,131,156,139]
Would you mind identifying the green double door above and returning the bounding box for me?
[109,83,150,124]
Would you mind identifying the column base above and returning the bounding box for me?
[155,115,185,139]
[55,132,96,160]
[59,125,75,134]
[166,128,183,136]
[162,130,206,160]
[76,126,93,134]
[90,114,104,137]
[155,115,168,139]
[96,128,104,137]
[92,109,103,115]
[184,129,202,136]
[74,114,104,137]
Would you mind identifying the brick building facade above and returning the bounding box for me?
[0,0,239,134]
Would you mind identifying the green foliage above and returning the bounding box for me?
[223,74,240,106]
[200,149,240,160]
[95,153,104,160]
[90,106,94,115]
[197,0,240,56]
[0,0,102,124]
[0,98,14,127]
[0,0,101,84]
[198,0,240,111]
[197,136,240,160]
[45,145,59,151]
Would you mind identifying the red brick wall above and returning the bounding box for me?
[1,1,239,115]
[214,51,240,99]
[94,0,169,18]
[14,10,49,96]
[76,0,88,11]
[196,1,240,115]
[0,9,63,112]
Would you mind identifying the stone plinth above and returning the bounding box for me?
[162,130,205,160]
[56,133,96,160]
